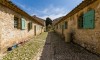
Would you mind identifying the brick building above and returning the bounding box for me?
[0,0,45,54]
[53,0,100,54]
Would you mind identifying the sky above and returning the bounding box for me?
[11,0,83,20]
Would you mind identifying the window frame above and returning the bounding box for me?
[14,16,19,29]
[78,13,84,29]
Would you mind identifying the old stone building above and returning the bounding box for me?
[53,0,100,54]
[0,0,45,54]
[32,15,45,33]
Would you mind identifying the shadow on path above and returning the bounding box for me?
[39,32,100,60]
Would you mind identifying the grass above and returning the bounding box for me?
[3,32,48,60]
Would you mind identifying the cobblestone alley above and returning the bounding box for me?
[39,32,100,60]
[1,0,100,60]
[2,32,100,60]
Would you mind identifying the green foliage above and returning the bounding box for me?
[45,17,52,26]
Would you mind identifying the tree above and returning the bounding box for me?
[45,17,52,26]
[45,17,52,31]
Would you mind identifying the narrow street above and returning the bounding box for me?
[2,32,100,60]
[1,0,100,60]
[39,32,100,60]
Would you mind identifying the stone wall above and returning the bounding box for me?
[55,0,100,54]
[73,0,100,54]
[0,4,44,53]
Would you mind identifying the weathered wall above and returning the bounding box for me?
[0,4,44,53]
[73,0,100,54]
[56,29,62,35]
[35,25,43,35]
[55,0,100,54]
[55,22,64,36]
[0,20,2,52]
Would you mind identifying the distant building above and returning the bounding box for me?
[32,15,46,32]
[53,16,64,30]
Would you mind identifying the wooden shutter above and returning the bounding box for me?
[83,10,95,29]
[21,18,26,30]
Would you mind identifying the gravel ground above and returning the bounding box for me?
[39,32,100,60]
[2,32,48,60]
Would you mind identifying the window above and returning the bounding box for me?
[64,21,67,29]
[14,17,19,28]
[78,10,95,29]
[83,10,95,29]
[21,18,26,30]
[78,14,83,29]
[28,22,32,31]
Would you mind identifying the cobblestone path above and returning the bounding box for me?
[39,32,100,60]
[2,32,100,60]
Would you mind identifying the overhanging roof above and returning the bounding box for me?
[0,0,44,26]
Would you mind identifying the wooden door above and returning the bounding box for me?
[34,25,36,36]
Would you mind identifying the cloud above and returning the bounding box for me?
[13,2,37,15]
[33,5,70,20]
[39,14,65,20]
[13,2,69,20]
[11,0,83,20]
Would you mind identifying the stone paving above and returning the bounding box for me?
[39,32,100,60]
[2,32,100,60]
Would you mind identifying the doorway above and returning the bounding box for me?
[34,25,36,36]
[62,25,64,36]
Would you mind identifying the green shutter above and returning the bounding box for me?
[83,10,95,29]
[21,18,26,30]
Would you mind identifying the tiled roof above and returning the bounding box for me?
[32,15,45,26]
[0,0,44,26]
[53,16,64,25]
